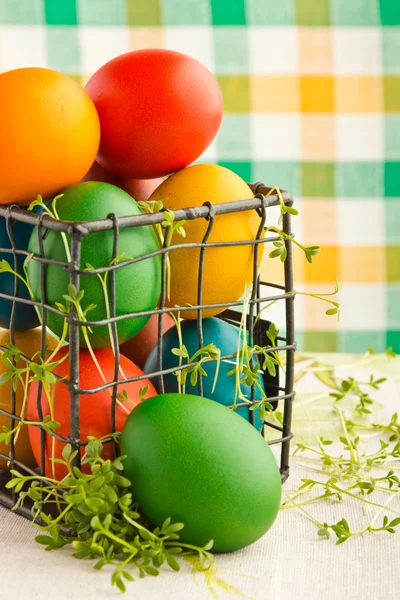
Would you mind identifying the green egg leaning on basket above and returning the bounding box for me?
[121,393,282,553]
[27,182,161,348]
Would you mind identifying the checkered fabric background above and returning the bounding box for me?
[0,0,399,353]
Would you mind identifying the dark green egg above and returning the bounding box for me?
[27,182,161,348]
[121,393,282,553]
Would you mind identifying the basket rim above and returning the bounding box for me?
[0,184,293,235]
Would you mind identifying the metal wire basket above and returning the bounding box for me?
[0,182,296,520]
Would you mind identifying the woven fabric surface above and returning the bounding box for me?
[0,0,399,353]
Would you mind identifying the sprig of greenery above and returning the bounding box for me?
[29,194,71,262]
[265,227,320,264]
[265,187,299,225]
[291,279,340,318]
[0,256,42,324]
[329,374,384,416]
[85,253,133,377]
[284,351,400,544]
[171,341,221,395]
[137,201,186,300]
[6,438,214,593]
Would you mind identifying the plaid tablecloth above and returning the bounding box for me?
[0,0,399,354]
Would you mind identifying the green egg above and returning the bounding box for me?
[27,182,161,348]
[121,393,282,553]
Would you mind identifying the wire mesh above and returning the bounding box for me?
[0,183,296,520]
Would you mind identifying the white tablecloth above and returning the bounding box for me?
[1,353,399,599]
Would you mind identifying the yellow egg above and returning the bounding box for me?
[0,328,58,470]
[149,164,264,319]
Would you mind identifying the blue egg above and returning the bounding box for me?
[143,317,266,431]
[0,204,43,330]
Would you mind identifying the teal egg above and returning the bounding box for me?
[27,182,161,348]
[143,317,265,430]
[121,393,282,553]
[0,203,43,330]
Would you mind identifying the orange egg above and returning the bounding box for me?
[149,164,264,319]
[0,328,58,470]
[0,68,100,205]
[82,161,163,202]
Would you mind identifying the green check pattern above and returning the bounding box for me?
[0,0,399,354]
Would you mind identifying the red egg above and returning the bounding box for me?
[82,161,163,201]
[27,347,157,480]
[85,49,223,179]
[120,313,175,369]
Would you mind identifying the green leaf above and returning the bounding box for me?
[35,535,52,545]
[143,566,159,576]
[85,497,104,511]
[103,514,112,529]
[202,540,214,551]
[317,528,329,538]
[167,547,183,555]
[0,371,13,386]
[55,302,67,313]
[138,528,152,541]
[285,206,299,216]
[66,494,84,505]
[335,537,348,545]
[112,572,126,593]
[0,259,13,273]
[165,551,180,572]
[114,475,132,488]
[164,522,184,534]
[171,347,188,359]
[62,444,72,462]
[94,559,106,571]
[269,248,283,259]
[89,476,105,492]
[104,487,118,504]
[90,515,101,530]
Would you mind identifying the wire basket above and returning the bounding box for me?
[0,182,296,520]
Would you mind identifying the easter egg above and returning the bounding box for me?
[120,313,174,369]
[0,68,100,205]
[0,328,58,471]
[149,164,264,319]
[121,393,282,552]
[82,161,164,201]
[0,203,44,330]
[85,50,223,178]
[28,347,157,479]
[27,182,161,349]
[144,317,264,430]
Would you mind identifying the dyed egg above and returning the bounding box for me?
[149,164,264,319]
[121,393,282,552]
[144,317,265,430]
[0,203,44,330]
[28,347,157,479]
[85,50,223,178]
[120,313,174,369]
[0,68,100,205]
[82,161,163,201]
[0,328,58,470]
[27,182,161,349]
